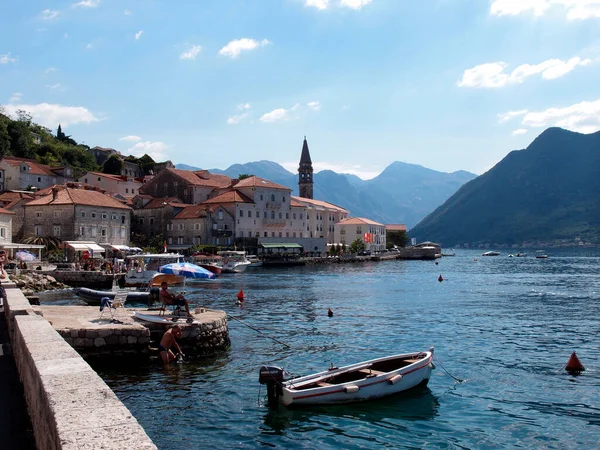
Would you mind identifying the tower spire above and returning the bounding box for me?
[298,137,314,199]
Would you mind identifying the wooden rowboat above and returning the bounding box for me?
[259,348,434,407]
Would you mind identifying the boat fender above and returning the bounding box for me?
[388,374,402,385]
[343,385,359,393]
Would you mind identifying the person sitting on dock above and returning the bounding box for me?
[159,281,192,317]
[159,325,183,365]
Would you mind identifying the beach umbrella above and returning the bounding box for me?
[158,262,217,279]
[15,250,37,262]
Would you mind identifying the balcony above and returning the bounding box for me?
[263,218,286,227]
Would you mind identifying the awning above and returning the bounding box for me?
[166,245,192,250]
[86,243,106,253]
[260,243,303,249]
[64,242,106,253]
[110,244,131,251]
[67,242,90,251]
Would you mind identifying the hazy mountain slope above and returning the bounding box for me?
[409,128,600,246]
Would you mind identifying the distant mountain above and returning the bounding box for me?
[175,161,476,227]
[409,127,600,247]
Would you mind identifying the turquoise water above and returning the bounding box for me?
[88,249,600,449]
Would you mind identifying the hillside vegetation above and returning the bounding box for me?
[409,128,600,247]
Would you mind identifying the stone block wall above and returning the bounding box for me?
[5,288,157,450]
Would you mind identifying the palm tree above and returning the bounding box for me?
[21,235,62,251]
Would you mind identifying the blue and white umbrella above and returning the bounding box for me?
[158,262,216,279]
[15,250,37,262]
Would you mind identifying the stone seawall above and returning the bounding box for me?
[4,288,157,450]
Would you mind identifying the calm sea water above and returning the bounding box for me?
[50,249,600,449]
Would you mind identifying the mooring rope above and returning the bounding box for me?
[227,314,291,348]
[433,353,464,383]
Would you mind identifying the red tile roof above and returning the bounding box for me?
[1,156,61,176]
[0,207,15,215]
[143,197,189,209]
[291,196,348,212]
[0,192,35,209]
[25,187,132,210]
[82,172,129,182]
[386,224,407,232]
[166,168,231,188]
[172,205,215,220]
[338,217,384,226]
[232,176,290,191]
[202,190,254,204]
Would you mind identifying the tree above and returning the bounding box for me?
[7,120,33,158]
[238,173,252,180]
[57,124,65,140]
[0,114,10,159]
[387,230,409,248]
[21,235,62,251]
[349,238,365,254]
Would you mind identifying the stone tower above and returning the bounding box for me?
[298,136,314,199]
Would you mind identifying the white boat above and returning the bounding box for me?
[259,348,434,407]
[216,250,252,273]
[535,251,549,259]
[124,253,185,287]
[246,254,263,267]
[482,251,501,256]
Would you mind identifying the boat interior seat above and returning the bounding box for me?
[358,368,385,376]
[403,359,420,364]
[316,381,334,387]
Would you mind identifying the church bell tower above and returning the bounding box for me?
[298,136,314,199]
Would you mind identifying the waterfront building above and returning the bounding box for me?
[0,156,74,192]
[23,186,131,245]
[131,197,192,245]
[0,191,35,240]
[75,171,143,199]
[0,207,15,244]
[334,217,387,253]
[169,204,235,249]
[291,196,349,244]
[298,137,314,199]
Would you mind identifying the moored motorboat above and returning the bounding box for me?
[192,253,223,275]
[124,253,186,287]
[259,348,434,407]
[217,250,252,273]
[482,251,500,256]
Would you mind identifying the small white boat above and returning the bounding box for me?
[217,250,252,273]
[124,253,185,287]
[246,254,263,267]
[482,251,500,256]
[259,348,434,407]
[133,311,200,325]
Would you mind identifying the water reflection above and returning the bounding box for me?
[262,386,439,434]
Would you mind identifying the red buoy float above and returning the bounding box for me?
[438,274,443,282]
[565,351,585,374]
[327,308,333,317]
[237,290,245,301]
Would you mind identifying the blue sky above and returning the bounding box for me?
[1,0,600,179]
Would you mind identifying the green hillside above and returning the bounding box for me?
[409,127,600,247]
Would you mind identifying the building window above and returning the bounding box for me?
[293,232,296,238]
[286,232,289,237]
[120,229,126,238]
[282,196,286,203]
[35,226,42,236]
[53,210,60,219]
[112,214,117,220]
[271,232,275,237]
[271,194,275,201]
[37,177,42,183]
[167,223,173,231]
[293,213,296,219]
[178,223,184,231]
[150,217,155,225]
[286,213,289,219]
[263,211,267,219]
[102,213,108,219]
[300,232,303,238]
[91,212,96,218]
[0,228,5,238]
[300,214,303,220]
[256,211,259,218]
[278,212,282,219]
[91,227,97,237]
[97,177,101,182]
[139,218,144,225]
[177,237,184,244]
[260,194,263,201]
[239,210,244,217]
[53,225,60,237]
[121,215,126,224]
[264,232,267,237]
[194,223,200,231]
[168,237,173,244]
[36,211,42,218]
[126,188,129,194]
[279,232,282,237]
[218,211,223,220]
[79,226,85,236]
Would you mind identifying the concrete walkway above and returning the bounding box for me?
[0,305,36,450]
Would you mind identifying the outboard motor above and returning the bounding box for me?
[259,366,285,407]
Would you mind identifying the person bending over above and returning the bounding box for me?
[159,325,183,365]
[159,281,192,317]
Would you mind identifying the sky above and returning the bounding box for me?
[1,0,600,180]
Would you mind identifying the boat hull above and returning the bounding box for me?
[75,287,149,305]
[279,351,433,407]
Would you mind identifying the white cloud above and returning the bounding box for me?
[119,135,142,142]
[4,103,100,128]
[498,109,528,123]
[127,141,168,161]
[86,43,93,50]
[490,0,600,20]
[124,9,132,15]
[135,30,143,40]
[227,113,248,125]
[47,83,62,90]
[305,0,329,9]
[0,53,16,64]
[307,101,321,111]
[180,45,202,60]
[40,9,59,20]
[73,0,101,7]
[512,128,529,135]
[458,57,592,88]
[520,99,600,133]
[45,67,57,74]
[9,93,22,103]
[340,0,372,9]
[218,38,270,59]
[259,103,300,123]
[237,103,251,111]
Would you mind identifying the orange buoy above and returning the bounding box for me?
[237,290,245,301]
[565,351,585,373]
[438,274,443,282]
[327,308,333,317]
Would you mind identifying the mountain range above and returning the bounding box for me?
[175,161,476,228]
[409,127,600,247]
